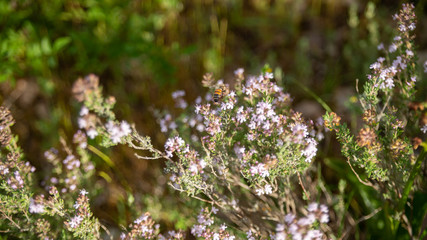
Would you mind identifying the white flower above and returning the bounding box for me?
[264,184,273,194]
[307,202,319,212]
[195,104,201,114]
[292,124,308,139]
[234,68,244,76]
[306,230,322,239]
[172,90,185,99]
[212,206,219,214]
[191,225,206,237]
[169,121,177,129]
[320,204,328,213]
[80,189,88,196]
[195,96,202,104]
[302,138,318,163]
[87,128,98,139]
[384,77,394,89]
[297,216,313,226]
[421,125,427,134]
[189,164,198,174]
[256,188,265,196]
[265,72,274,79]
[80,106,89,116]
[213,233,220,240]
[248,121,257,130]
[370,62,381,70]
[106,120,132,144]
[389,44,397,53]
[120,121,132,136]
[29,198,45,214]
[68,215,83,228]
[77,118,87,129]
[196,124,205,132]
[320,213,329,223]
[284,214,295,224]
[199,159,207,169]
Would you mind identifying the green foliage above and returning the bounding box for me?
[0,0,182,85]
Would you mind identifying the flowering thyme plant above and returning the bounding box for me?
[0,106,101,239]
[324,3,427,236]
[71,67,330,237]
[163,69,323,195]
[155,67,328,236]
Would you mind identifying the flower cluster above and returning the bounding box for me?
[0,107,35,192]
[159,113,177,133]
[274,203,329,240]
[373,3,417,94]
[172,90,188,109]
[191,207,236,240]
[105,120,132,144]
[65,189,100,239]
[120,212,186,240]
[73,74,134,147]
[35,218,55,239]
[42,134,95,194]
[164,136,186,158]
[29,196,45,214]
[162,68,322,199]
[1,105,101,239]
[120,213,159,239]
[77,105,132,145]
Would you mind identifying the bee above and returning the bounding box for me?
[213,88,223,103]
[213,84,229,104]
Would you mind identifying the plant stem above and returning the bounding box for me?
[394,148,427,232]
[397,149,426,211]
[292,78,332,112]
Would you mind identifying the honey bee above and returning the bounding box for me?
[213,84,229,104]
[213,88,223,103]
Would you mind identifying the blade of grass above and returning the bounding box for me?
[398,148,426,211]
[395,147,427,232]
[292,79,332,112]
[88,145,115,168]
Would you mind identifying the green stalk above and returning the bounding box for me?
[398,149,426,210]
[293,79,332,112]
[394,148,427,231]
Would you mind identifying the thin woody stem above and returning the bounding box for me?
[297,172,310,200]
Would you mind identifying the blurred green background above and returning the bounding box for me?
[1,0,427,238]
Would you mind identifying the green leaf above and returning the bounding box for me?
[41,37,52,55]
[53,37,71,52]
[409,192,427,236]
